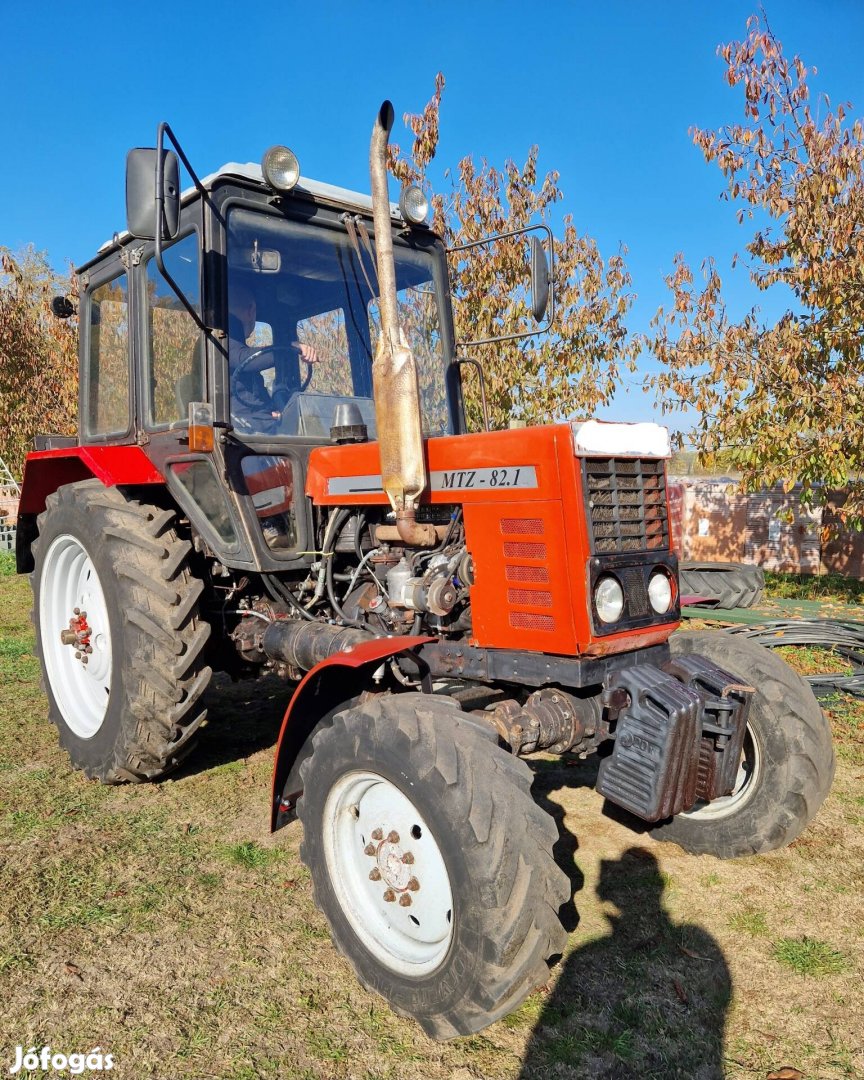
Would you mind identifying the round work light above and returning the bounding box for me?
[399,184,429,224]
[262,146,300,192]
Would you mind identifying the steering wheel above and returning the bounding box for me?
[233,344,314,392]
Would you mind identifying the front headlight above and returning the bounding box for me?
[594,574,624,623]
[648,569,673,614]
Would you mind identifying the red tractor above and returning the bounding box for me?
[17,104,834,1038]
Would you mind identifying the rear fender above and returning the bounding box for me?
[270,636,434,831]
[16,446,164,572]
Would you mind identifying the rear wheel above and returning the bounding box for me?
[32,480,212,782]
[649,631,835,857]
[679,561,765,609]
[297,692,569,1039]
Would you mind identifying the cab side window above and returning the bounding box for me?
[146,233,202,426]
[85,274,130,436]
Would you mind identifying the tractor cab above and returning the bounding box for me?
[72,140,463,574]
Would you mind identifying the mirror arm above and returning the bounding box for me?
[448,223,555,348]
[456,357,490,431]
[154,122,210,333]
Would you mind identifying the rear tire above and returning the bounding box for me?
[32,480,212,782]
[297,692,569,1039]
[679,561,765,609]
[649,631,835,857]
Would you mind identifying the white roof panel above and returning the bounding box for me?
[95,163,404,256]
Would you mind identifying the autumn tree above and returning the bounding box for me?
[388,75,638,430]
[647,14,864,520]
[0,247,78,478]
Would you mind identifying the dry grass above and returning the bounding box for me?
[1,567,862,1079]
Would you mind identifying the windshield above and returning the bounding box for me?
[226,205,452,439]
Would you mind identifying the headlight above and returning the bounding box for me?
[594,575,624,623]
[648,570,673,614]
[262,145,300,192]
[399,184,429,224]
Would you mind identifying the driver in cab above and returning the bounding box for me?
[229,284,320,434]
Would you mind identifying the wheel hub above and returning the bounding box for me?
[39,534,113,739]
[322,770,454,976]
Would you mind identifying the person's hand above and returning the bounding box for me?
[293,341,323,365]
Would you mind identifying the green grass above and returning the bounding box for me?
[0,550,16,577]
[764,570,864,604]
[772,937,851,977]
[1,567,863,1079]
[728,908,769,937]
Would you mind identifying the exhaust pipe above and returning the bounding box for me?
[369,101,436,547]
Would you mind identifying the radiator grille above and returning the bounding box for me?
[583,458,669,554]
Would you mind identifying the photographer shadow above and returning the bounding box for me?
[518,844,732,1080]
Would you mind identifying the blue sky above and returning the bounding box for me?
[2,0,862,424]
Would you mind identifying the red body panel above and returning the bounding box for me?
[19,446,164,515]
[306,425,679,657]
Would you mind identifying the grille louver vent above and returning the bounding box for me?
[499,516,555,634]
[584,458,669,554]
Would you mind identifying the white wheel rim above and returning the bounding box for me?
[322,770,454,976]
[39,533,113,739]
[681,724,762,821]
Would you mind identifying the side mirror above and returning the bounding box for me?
[125,148,180,241]
[529,235,551,322]
[51,296,75,319]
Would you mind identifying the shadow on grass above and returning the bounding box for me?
[518,845,732,1080]
[172,672,294,779]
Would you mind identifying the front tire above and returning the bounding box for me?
[649,631,835,857]
[32,480,212,783]
[297,693,569,1039]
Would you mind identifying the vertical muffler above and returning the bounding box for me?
[369,101,436,547]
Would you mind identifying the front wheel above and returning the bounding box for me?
[649,631,835,857]
[297,693,569,1039]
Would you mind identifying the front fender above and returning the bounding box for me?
[270,635,434,831]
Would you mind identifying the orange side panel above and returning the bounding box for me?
[306,426,564,507]
[464,499,577,654]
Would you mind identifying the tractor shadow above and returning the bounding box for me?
[517,760,733,1080]
[172,672,290,778]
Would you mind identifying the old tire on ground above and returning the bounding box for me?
[32,479,212,783]
[297,692,569,1039]
[679,561,765,609]
[649,631,835,857]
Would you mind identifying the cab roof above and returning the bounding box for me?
[83,162,408,272]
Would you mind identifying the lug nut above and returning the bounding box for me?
[382,889,396,903]
[73,607,80,615]
[79,611,87,620]
[81,656,89,665]
[363,843,376,856]
[369,868,381,881]
[387,830,400,844]
[370,828,383,841]
[74,651,82,660]
[402,852,414,864]
[399,894,412,907]
[407,878,420,892]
